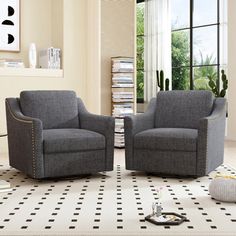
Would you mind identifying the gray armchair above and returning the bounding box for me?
[5,90,114,179]
[125,91,226,177]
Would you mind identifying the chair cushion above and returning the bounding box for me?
[134,128,198,151]
[155,91,214,129]
[43,129,105,154]
[20,90,79,129]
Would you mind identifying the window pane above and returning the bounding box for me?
[137,36,144,69]
[193,66,217,91]
[172,30,190,67]
[137,70,144,99]
[172,67,190,90]
[193,0,217,27]
[193,26,217,66]
[137,2,145,35]
[171,0,190,30]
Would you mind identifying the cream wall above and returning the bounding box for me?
[227,0,236,140]
[86,0,101,113]
[1,0,53,67]
[0,0,99,153]
[101,0,135,115]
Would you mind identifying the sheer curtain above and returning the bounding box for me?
[144,0,171,102]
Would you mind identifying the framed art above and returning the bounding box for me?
[0,0,20,52]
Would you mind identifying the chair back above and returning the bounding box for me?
[20,90,79,129]
[155,90,214,129]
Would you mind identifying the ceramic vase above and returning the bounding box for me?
[29,43,37,68]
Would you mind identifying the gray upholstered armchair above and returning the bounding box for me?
[125,91,226,177]
[5,90,114,179]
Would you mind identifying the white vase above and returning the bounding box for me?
[29,43,37,68]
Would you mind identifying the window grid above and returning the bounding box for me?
[172,0,220,90]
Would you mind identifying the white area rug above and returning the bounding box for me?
[0,163,236,236]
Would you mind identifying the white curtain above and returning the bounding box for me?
[220,0,227,71]
[144,0,171,102]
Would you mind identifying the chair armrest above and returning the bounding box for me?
[77,98,115,138]
[197,98,226,176]
[124,98,156,169]
[5,98,43,179]
[77,98,114,171]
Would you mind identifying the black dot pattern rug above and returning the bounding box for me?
[0,164,236,235]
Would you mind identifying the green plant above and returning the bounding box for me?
[171,30,190,90]
[208,70,228,97]
[156,70,170,91]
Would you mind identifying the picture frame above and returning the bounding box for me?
[0,0,20,52]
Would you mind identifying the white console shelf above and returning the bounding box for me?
[0,68,63,78]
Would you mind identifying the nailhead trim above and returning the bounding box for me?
[6,100,36,178]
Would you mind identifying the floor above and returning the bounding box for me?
[224,141,236,167]
[0,141,235,236]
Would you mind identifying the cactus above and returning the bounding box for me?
[208,70,228,97]
[165,78,170,91]
[160,70,164,91]
[156,70,169,91]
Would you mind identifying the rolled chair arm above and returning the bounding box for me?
[197,98,226,176]
[5,98,43,179]
[77,98,115,171]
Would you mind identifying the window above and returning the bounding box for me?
[171,0,220,90]
[136,0,145,103]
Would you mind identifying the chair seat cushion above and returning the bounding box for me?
[43,129,105,154]
[134,128,198,151]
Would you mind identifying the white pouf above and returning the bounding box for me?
[209,177,236,202]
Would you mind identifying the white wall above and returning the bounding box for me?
[227,0,236,140]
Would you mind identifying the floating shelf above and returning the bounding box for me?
[0,68,63,78]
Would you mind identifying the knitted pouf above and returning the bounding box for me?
[209,177,236,202]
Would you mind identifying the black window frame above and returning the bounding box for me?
[172,0,220,90]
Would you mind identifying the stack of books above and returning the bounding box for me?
[113,103,133,147]
[0,58,24,68]
[112,57,134,73]
[112,92,134,103]
[113,103,133,117]
[115,118,124,133]
[112,73,133,88]
[114,131,125,148]
[0,180,12,193]
[111,56,134,148]
[114,118,125,147]
[39,47,61,69]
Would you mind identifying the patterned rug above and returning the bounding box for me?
[0,163,236,236]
